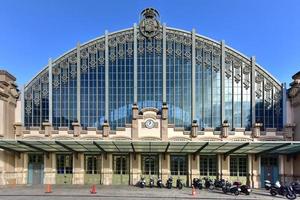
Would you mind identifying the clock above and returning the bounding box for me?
[145,119,155,129]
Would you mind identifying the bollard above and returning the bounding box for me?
[45,184,52,193]
[90,184,97,194]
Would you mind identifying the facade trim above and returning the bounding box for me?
[282,83,287,126]
[221,40,225,123]
[133,24,138,104]
[191,29,196,121]
[76,43,81,123]
[163,23,167,103]
[251,56,256,125]
[21,85,25,125]
[105,31,109,120]
[48,58,53,124]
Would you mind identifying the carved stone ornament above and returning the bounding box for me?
[139,8,160,38]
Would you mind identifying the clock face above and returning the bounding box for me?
[145,119,155,129]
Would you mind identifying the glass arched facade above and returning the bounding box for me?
[24,24,283,131]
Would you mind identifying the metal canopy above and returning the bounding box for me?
[0,140,300,156]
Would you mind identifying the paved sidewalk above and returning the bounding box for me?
[0,185,288,200]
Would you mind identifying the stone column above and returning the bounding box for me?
[42,122,52,137]
[130,153,141,185]
[44,153,56,184]
[161,103,168,141]
[252,155,260,188]
[221,155,230,180]
[161,153,170,184]
[221,121,230,138]
[190,154,199,185]
[102,153,112,185]
[73,153,84,184]
[252,122,263,138]
[132,104,139,139]
[15,153,25,184]
[72,122,81,137]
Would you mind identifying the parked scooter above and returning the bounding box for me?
[291,181,300,195]
[264,180,272,190]
[192,178,203,190]
[203,177,214,189]
[214,179,226,189]
[139,176,146,188]
[157,177,163,188]
[176,177,183,189]
[149,177,155,188]
[233,181,251,195]
[166,176,173,189]
[265,180,296,200]
[222,181,241,195]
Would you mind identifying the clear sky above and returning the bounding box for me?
[0,0,299,86]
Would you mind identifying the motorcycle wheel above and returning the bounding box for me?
[270,189,277,196]
[286,193,297,200]
[209,185,214,190]
[222,188,227,194]
[234,190,240,196]
[245,191,250,195]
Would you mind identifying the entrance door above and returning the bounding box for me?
[112,154,129,185]
[142,155,159,184]
[84,155,101,184]
[28,154,44,185]
[56,154,73,184]
[170,155,188,187]
[261,156,278,186]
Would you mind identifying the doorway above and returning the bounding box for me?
[112,154,129,185]
[28,154,44,185]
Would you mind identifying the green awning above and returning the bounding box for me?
[0,140,300,155]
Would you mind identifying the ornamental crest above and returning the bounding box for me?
[139,8,160,38]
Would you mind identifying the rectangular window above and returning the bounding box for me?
[170,155,187,176]
[230,156,247,177]
[200,155,217,176]
[56,154,73,174]
[85,155,101,174]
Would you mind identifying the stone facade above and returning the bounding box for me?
[0,69,300,188]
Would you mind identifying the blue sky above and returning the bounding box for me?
[0,0,299,86]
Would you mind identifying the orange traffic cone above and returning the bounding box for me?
[45,184,52,193]
[192,185,196,196]
[90,185,97,194]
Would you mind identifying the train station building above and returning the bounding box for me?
[0,8,300,188]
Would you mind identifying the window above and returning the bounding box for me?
[171,155,187,175]
[85,155,101,174]
[200,156,217,176]
[142,155,159,175]
[230,156,247,177]
[56,154,73,174]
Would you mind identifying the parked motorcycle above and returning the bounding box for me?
[192,178,203,190]
[176,177,183,189]
[139,176,146,188]
[203,177,214,190]
[266,180,296,200]
[214,179,226,189]
[149,177,155,188]
[157,177,163,188]
[166,176,173,189]
[233,181,251,195]
[291,181,300,195]
[222,181,241,195]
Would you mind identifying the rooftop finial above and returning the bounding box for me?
[139,8,160,38]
